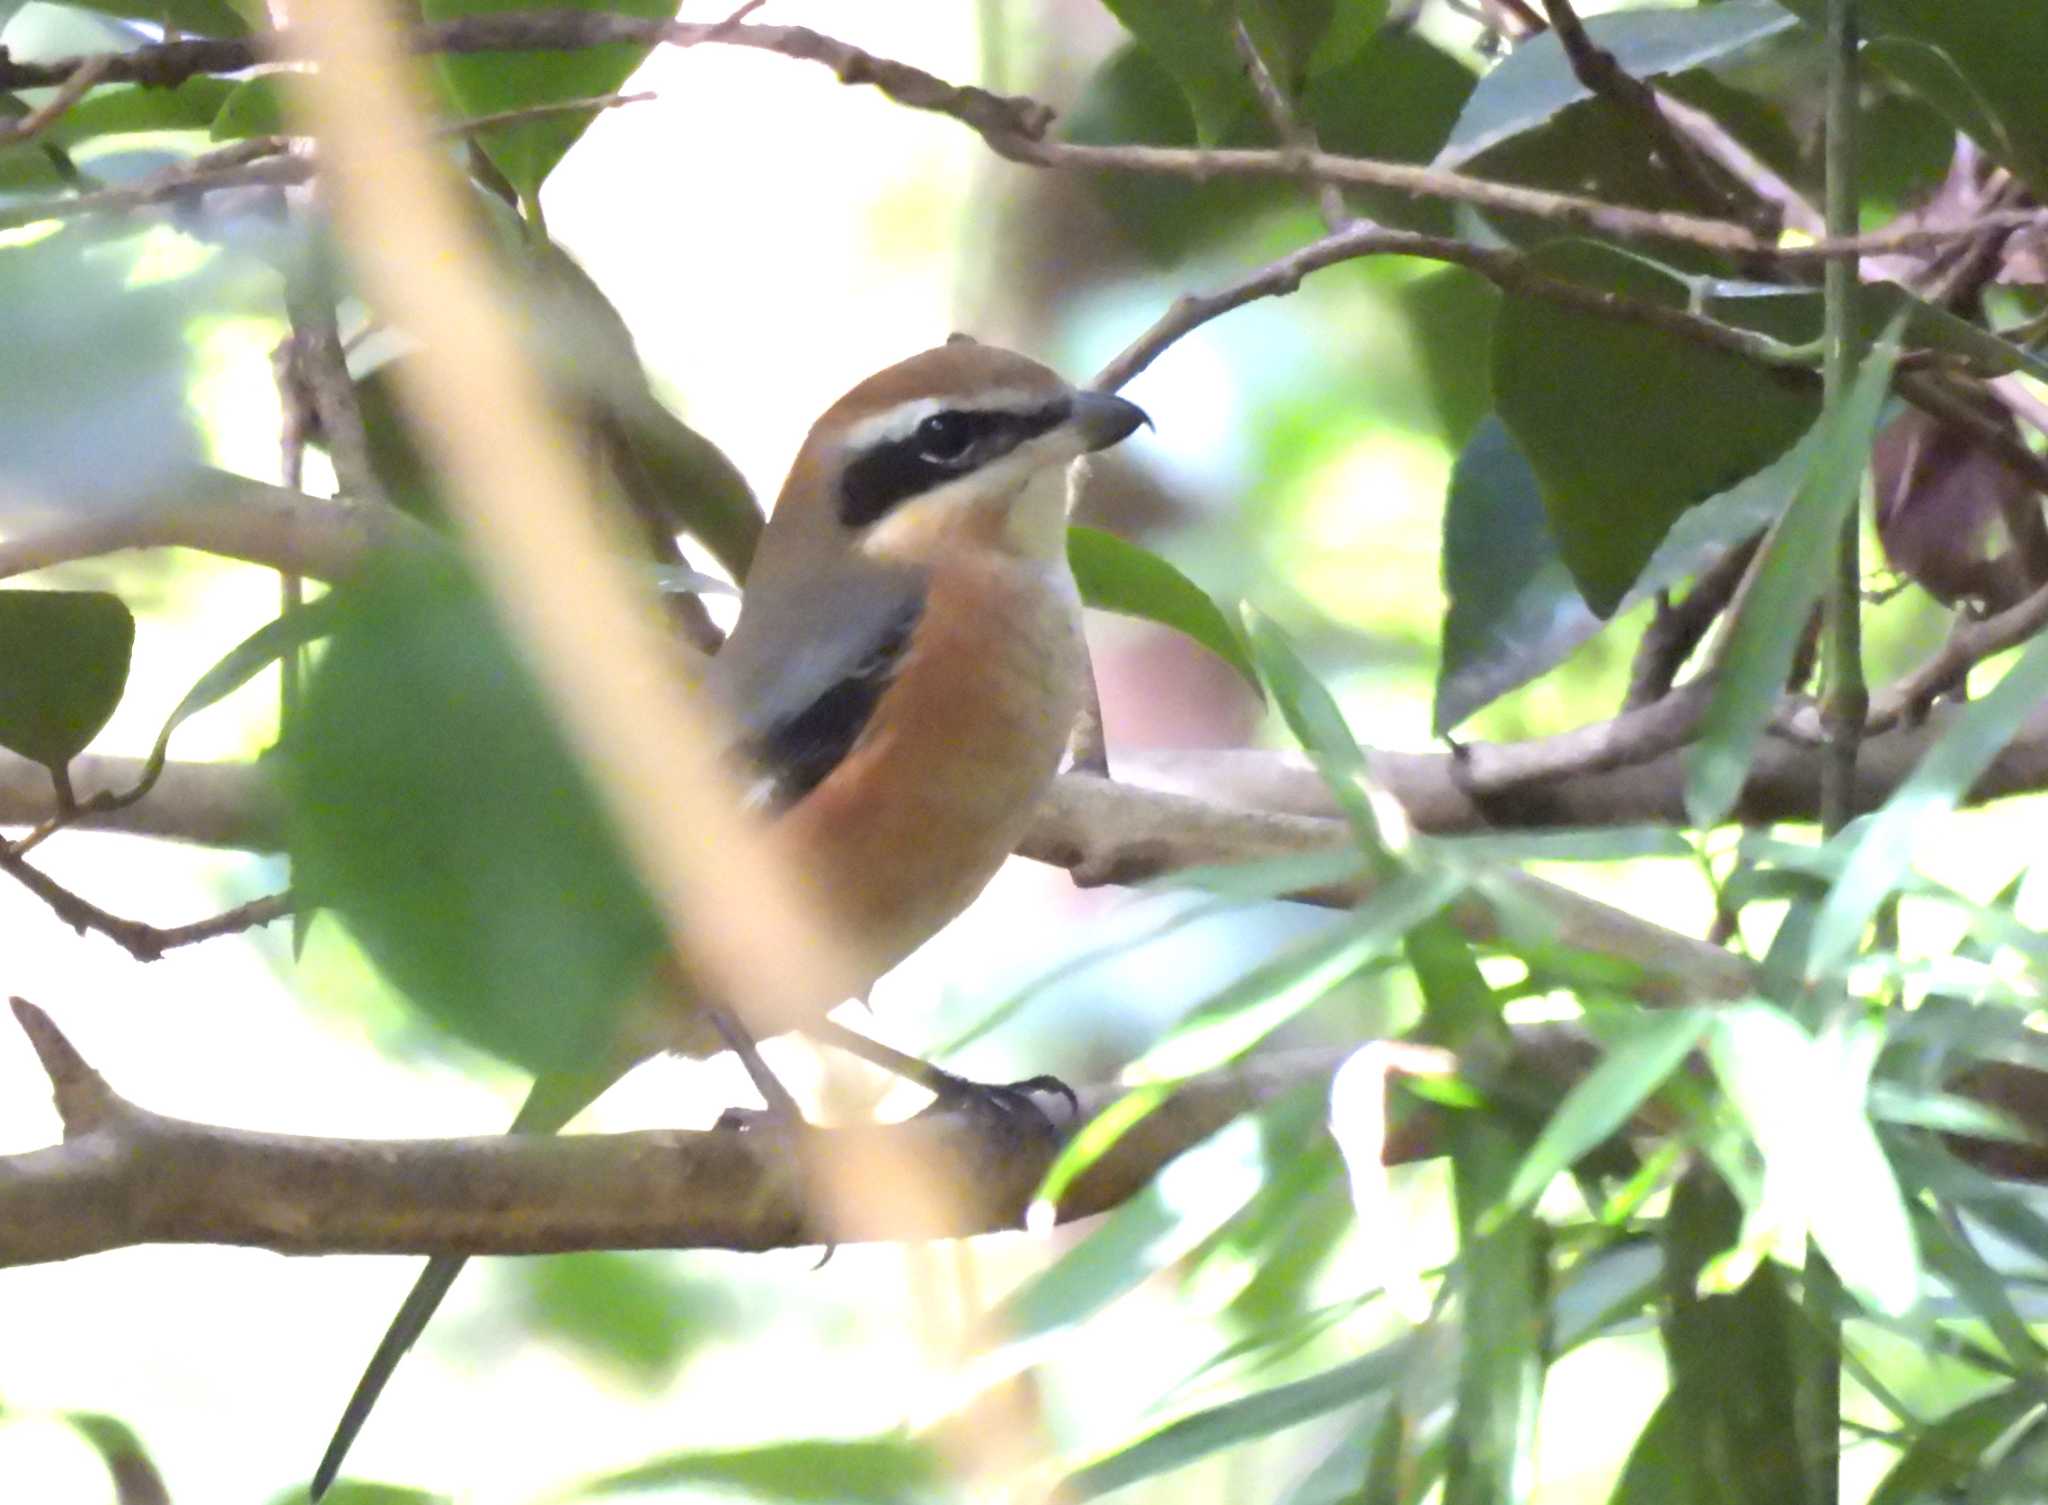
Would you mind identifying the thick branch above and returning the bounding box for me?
[0,998,1357,1266]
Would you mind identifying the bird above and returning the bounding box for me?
[309,340,1150,1498]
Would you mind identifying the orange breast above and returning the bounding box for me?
[773,548,1085,984]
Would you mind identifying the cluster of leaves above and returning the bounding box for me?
[7,0,2048,1501]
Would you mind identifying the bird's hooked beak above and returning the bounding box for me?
[1071,390,1152,452]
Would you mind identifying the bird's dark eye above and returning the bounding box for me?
[915,411,976,463]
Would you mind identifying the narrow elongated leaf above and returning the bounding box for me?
[1867,1385,2043,1505]
[1243,605,1387,856]
[1069,525,1258,689]
[1061,1341,1415,1501]
[34,78,237,147]
[1706,1006,1920,1316]
[581,1434,941,1502]
[1684,330,1902,827]
[0,591,134,771]
[1808,630,2048,977]
[1407,922,1540,1505]
[1496,1007,1709,1219]
[990,1116,1265,1344]
[123,598,342,804]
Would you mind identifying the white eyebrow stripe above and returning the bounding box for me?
[838,388,1059,452]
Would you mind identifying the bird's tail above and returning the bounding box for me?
[308,1066,619,1500]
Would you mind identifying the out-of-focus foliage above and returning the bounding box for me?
[7,0,2048,1502]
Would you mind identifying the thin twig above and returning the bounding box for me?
[0,15,2037,265]
[0,840,291,961]
[1230,14,1349,231]
[0,54,110,147]
[1622,534,1763,710]
[1537,0,1749,226]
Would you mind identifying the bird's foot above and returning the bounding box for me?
[918,1070,1079,1144]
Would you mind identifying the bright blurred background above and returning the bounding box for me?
[1,0,2036,1500]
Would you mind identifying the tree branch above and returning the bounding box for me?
[0,998,1373,1267]
[0,15,2036,263]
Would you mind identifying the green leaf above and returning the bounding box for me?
[1650,1169,1811,1505]
[1867,1384,2043,1505]
[268,1484,447,1505]
[423,0,680,205]
[65,1412,168,1504]
[209,76,286,141]
[0,233,202,496]
[1098,0,1261,144]
[1061,1340,1416,1501]
[580,1434,941,1502]
[123,597,342,806]
[1068,525,1256,690]
[1706,1005,1920,1317]
[991,1114,1266,1344]
[1242,605,1386,855]
[1440,0,1797,163]
[514,1252,741,1383]
[0,591,133,772]
[1491,241,1819,615]
[1684,328,1902,828]
[1808,630,2048,977]
[275,550,664,1075]
[30,78,237,147]
[65,0,252,38]
[1435,413,1799,733]
[1495,1007,1710,1220]
[1775,0,2048,197]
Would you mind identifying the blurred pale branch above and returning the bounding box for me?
[0,13,2038,264]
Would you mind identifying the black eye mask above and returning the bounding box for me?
[838,397,1073,528]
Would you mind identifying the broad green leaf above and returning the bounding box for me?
[0,591,133,772]
[1435,414,1804,733]
[209,77,286,141]
[580,1434,941,1503]
[1867,1384,2043,1505]
[1492,241,1819,615]
[1706,1005,1920,1317]
[424,0,680,205]
[276,550,664,1074]
[1242,605,1386,856]
[1097,0,1264,143]
[514,1252,741,1383]
[1060,43,1281,264]
[0,234,202,501]
[1061,1340,1416,1501]
[1435,415,1585,736]
[1706,278,2048,389]
[1068,525,1257,690]
[1440,0,1797,163]
[65,0,251,38]
[1496,1007,1710,1219]
[1684,329,1902,828]
[1775,0,2048,196]
[1808,630,2048,977]
[31,78,237,148]
[1653,1169,1811,1505]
